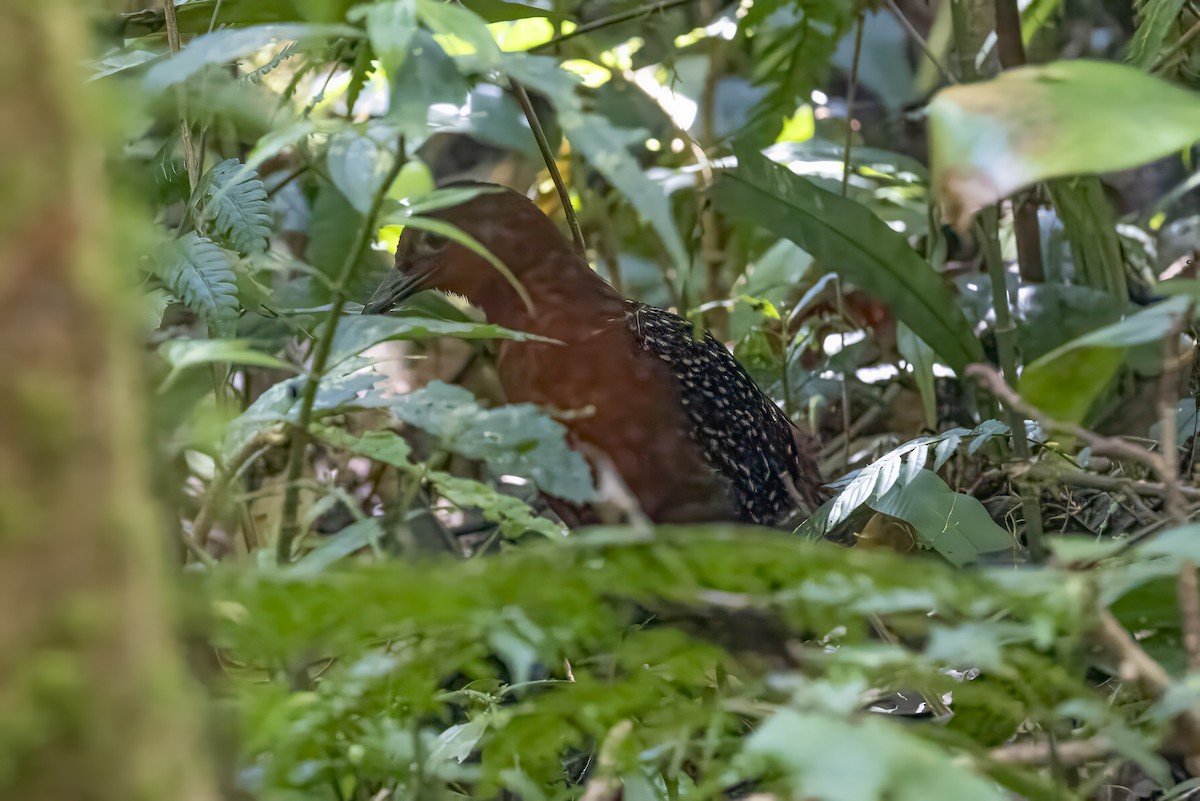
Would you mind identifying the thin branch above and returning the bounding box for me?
[1154,14,1200,72]
[509,77,585,254]
[192,426,288,548]
[968,364,1170,476]
[885,0,958,85]
[1057,471,1200,502]
[529,0,700,53]
[276,140,409,563]
[840,14,865,199]
[162,0,200,189]
[989,737,1113,767]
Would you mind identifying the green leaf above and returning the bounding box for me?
[1020,296,1193,424]
[158,338,297,391]
[349,0,417,73]
[156,233,240,332]
[328,314,552,367]
[714,145,984,375]
[417,0,504,70]
[388,381,595,503]
[144,24,354,92]
[929,60,1200,228]
[197,159,272,254]
[326,132,396,215]
[739,709,1005,801]
[387,30,470,133]
[141,287,174,332]
[426,717,490,768]
[507,57,689,278]
[291,518,383,575]
[1129,0,1187,69]
[567,113,689,276]
[897,323,936,430]
[869,469,1014,567]
[311,426,561,538]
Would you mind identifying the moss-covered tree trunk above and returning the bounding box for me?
[0,5,219,800]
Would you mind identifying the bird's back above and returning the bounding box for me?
[495,287,823,526]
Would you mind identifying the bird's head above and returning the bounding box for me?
[362,182,566,318]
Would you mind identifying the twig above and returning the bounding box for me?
[509,77,585,254]
[1154,14,1200,73]
[192,426,287,548]
[989,736,1113,766]
[885,0,958,85]
[839,13,865,198]
[162,0,200,189]
[1057,471,1200,502]
[276,139,409,562]
[967,364,1170,476]
[529,0,699,53]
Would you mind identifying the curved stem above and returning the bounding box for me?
[276,140,408,562]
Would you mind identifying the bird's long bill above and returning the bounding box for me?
[361,269,424,315]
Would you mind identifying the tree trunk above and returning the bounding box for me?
[0,5,219,801]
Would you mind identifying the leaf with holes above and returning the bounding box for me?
[198,159,272,254]
[156,233,240,333]
[389,381,595,503]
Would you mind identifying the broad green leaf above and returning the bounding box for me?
[715,145,984,375]
[388,381,595,502]
[349,0,417,73]
[141,287,174,331]
[197,159,272,254]
[327,132,396,214]
[426,717,490,768]
[388,31,470,132]
[417,0,503,70]
[739,709,1005,801]
[328,314,552,367]
[1020,296,1193,424]
[1047,178,1127,300]
[158,338,297,391]
[869,469,1014,567]
[156,233,240,333]
[144,24,354,92]
[929,60,1200,229]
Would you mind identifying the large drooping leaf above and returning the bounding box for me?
[197,159,272,254]
[1019,296,1194,424]
[417,0,504,70]
[928,60,1200,229]
[327,314,553,367]
[714,145,984,375]
[156,233,240,333]
[387,381,595,503]
[144,24,354,92]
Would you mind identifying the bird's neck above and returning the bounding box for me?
[471,251,626,338]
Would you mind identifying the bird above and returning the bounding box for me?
[363,182,825,527]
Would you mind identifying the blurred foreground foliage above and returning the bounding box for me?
[60,0,1200,799]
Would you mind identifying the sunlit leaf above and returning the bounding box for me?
[929,60,1200,229]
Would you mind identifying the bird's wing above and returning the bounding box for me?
[623,301,811,525]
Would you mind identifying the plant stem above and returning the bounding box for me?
[978,209,1046,559]
[510,77,585,254]
[529,0,699,52]
[276,142,408,563]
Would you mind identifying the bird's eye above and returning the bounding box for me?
[413,231,449,257]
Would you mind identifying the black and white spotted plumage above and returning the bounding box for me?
[625,301,814,526]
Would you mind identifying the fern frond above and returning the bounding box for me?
[157,233,240,331]
[199,158,272,254]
